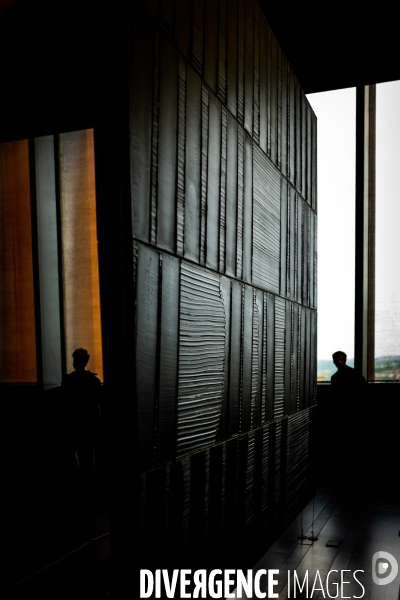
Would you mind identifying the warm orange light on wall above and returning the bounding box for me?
[59,129,103,381]
[0,140,37,382]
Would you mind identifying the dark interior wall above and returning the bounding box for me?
[317,382,400,493]
[0,0,319,590]
[131,0,318,572]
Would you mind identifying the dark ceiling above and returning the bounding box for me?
[260,4,400,94]
[1,1,399,140]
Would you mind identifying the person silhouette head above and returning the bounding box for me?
[72,348,90,371]
[332,350,347,369]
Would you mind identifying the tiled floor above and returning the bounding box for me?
[246,488,400,599]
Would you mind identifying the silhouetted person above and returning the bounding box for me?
[329,350,367,487]
[62,348,102,481]
[61,348,102,543]
[331,351,366,390]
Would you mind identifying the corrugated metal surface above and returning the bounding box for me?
[132,0,318,570]
[252,145,281,293]
[177,263,227,454]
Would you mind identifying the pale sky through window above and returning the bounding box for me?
[306,88,356,363]
[375,80,400,359]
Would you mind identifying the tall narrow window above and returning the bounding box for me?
[375,80,400,380]
[59,130,103,380]
[307,89,356,381]
[0,140,37,382]
[0,129,103,384]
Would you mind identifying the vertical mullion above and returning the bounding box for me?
[355,85,376,381]
[28,138,43,389]
[366,86,376,381]
[54,133,67,379]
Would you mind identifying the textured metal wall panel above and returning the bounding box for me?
[310,310,317,406]
[277,46,282,172]
[158,35,178,252]
[288,182,296,300]
[176,57,186,256]
[303,204,310,306]
[237,0,245,125]
[299,306,306,411]
[280,176,288,298]
[184,66,202,262]
[272,420,282,530]
[219,276,231,441]
[286,410,309,516]
[284,299,292,416]
[133,0,318,573]
[157,253,180,464]
[252,289,263,428]
[225,111,238,277]
[265,292,275,422]
[261,293,267,422]
[292,303,300,413]
[226,0,238,117]
[243,134,253,283]
[311,108,318,212]
[297,196,303,304]
[306,100,312,206]
[177,263,227,454]
[295,78,302,195]
[266,22,272,157]
[312,209,317,309]
[269,32,278,165]
[200,85,209,265]
[236,127,244,279]
[252,145,280,293]
[281,53,288,178]
[301,90,307,199]
[206,93,222,271]
[253,1,260,144]
[237,435,248,549]
[191,0,204,74]
[244,431,256,554]
[229,281,242,436]
[131,7,154,242]
[260,426,269,541]
[288,67,295,187]
[259,9,268,154]
[274,296,285,420]
[217,0,227,104]
[150,31,160,244]
[304,308,311,408]
[219,108,227,273]
[136,244,159,472]
[204,0,218,93]
[242,284,253,432]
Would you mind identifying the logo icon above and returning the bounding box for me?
[372,551,398,585]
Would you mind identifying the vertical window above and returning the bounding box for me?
[0,129,103,385]
[375,80,400,380]
[59,130,103,379]
[0,140,37,382]
[307,89,356,381]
